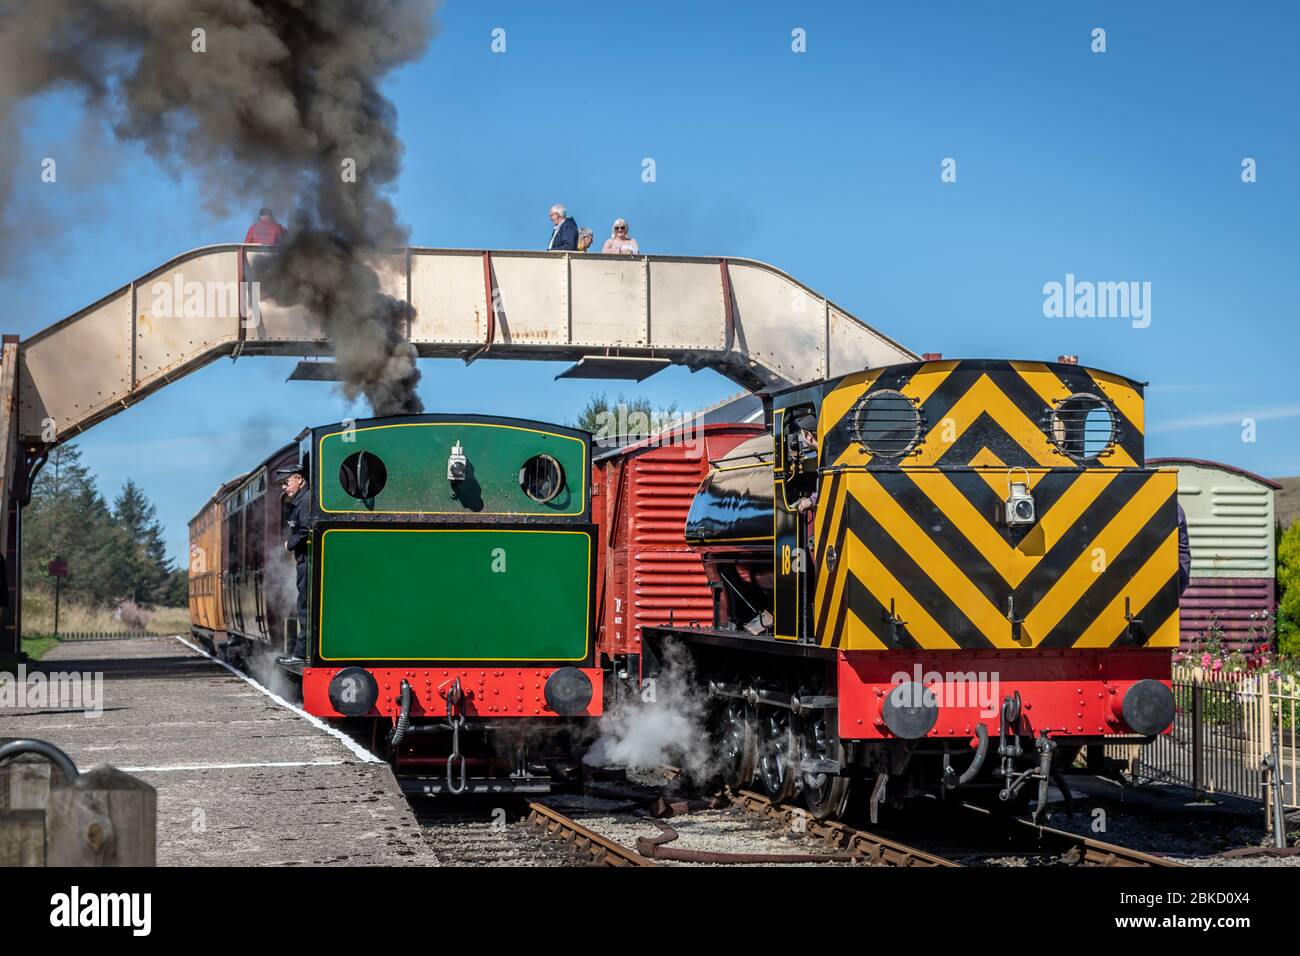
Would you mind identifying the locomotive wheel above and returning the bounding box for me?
[800,713,850,820]
[757,707,798,802]
[717,701,757,790]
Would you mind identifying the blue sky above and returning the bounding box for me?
[1,0,1296,566]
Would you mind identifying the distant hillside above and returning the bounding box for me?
[1277,477,1300,529]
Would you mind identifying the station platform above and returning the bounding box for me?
[2,636,439,866]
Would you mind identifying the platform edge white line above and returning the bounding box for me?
[171,634,383,764]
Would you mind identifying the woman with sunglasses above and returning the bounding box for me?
[601,218,640,255]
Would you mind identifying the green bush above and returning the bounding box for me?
[1279,522,1300,657]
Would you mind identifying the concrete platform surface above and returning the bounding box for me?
[2,636,439,866]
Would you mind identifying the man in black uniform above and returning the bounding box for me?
[276,462,312,665]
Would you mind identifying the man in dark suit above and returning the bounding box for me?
[276,462,312,665]
[548,203,578,250]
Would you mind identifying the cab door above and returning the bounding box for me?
[772,406,816,641]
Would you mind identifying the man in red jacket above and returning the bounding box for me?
[244,207,287,245]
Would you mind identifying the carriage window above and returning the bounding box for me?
[520,454,565,503]
[1049,393,1116,460]
[339,450,388,500]
[849,389,922,457]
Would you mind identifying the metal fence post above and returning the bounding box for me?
[1192,679,1204,801]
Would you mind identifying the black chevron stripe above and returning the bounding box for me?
[929,469,1092,556]
[1115,576,1181,648]
[1037,494,1177,648]
[1014,472,1152,605]
[844,570,918,649]
[846,494,994,649]
[869,363,925,395]
[821,364,925,461]
[1056,366,1144,464]
[906,364,993,435]
[829,574,852,648]
[872,473,1005,607]
[932,411,1043,468]
[814,472,849,641]
[1082,371,1146,465]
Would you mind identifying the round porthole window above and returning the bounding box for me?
[520,454,565,503]
[849,389,922,457]
[339,450,387,499]
[1048,393,1116,461]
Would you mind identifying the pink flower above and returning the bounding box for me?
[1201,653,1213,668]
[1212,659,1223,672]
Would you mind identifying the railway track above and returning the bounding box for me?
[411,772,1180,868]
[959,802,1183,868]
[729,790,957,867]
[525,801,656,867]
[728,789,1179,868]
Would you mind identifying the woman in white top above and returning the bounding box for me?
[601,218,639,254]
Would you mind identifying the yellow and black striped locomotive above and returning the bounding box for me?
[643,358,1178,820]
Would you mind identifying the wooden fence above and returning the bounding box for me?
[1114,666,1298,822]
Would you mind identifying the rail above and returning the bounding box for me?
[524,801,655,867]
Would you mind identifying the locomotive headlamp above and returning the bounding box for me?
[447,441,468,481]
[1004,467,1035,527]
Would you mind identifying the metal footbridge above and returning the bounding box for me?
[0,244,914,657]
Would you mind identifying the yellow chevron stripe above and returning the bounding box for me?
[833,442,874,469]
[1015,361,1144,462]
[820,524,856,648]
[1012,361,1073,408]
[850,473,1015,647]
[969,449,1058,499]
[911,374,1058,467]
[1107,444,1138,468]
[824,363,958,469]
[842,526,960,650]
[1023,476,1172,645]
[1089,371,1145,436]
[900,360,959,405]
[1144,604,1180,648]
[1073,528,1180,648]
[820,370,880,437]
[843,602,889,651]
[814,474,848,611]
[903,470,1118,587]
[821,550,852,647]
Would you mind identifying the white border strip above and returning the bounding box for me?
[119,760,347,773]
[171,634,382,764]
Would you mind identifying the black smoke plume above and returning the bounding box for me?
[0,0,435,414]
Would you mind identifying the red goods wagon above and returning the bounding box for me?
[592,423,765,685]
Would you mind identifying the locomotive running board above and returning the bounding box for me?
[642,625,836,660]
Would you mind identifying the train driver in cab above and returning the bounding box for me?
[793,413,819,515]
[276,462,312,665]
[792,413,820,564]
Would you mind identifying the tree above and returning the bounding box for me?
[110,480,174,606]
[1278,521,1300,657]
[22,445,177,609]
[575,392,680,443]
[163,567,190,608]
[22,444,120,605]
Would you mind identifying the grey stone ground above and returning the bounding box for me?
[3,636,438,866]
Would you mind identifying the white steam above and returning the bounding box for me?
[583,642,716,779]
